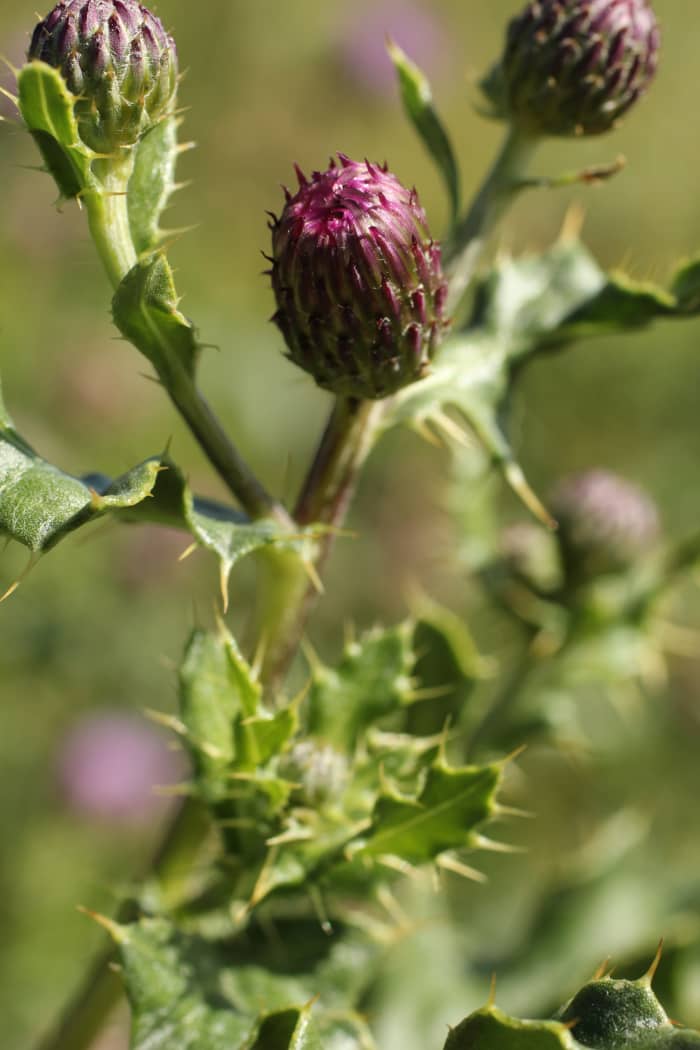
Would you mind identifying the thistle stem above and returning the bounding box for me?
[84,157,138,289]
[84,161,287,524]
[445,125,537,313]
[256,395,385,690]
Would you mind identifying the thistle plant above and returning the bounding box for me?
[5,2,700,1050]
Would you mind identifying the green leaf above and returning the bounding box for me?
[385,238,697,523]
[179,628,261,801]
[112,251,200,380]
[388,39,460,228]
[406,598,487,736]
[113,917,376,1050]
[128,116,179,254]
[250,1007,321,1050]
[0,394,301,594]
[0,417,164,552]
[308,623,415,748]
[116,918,257,1050]
[356,757,501,865]
[18,61,94,199]
[444,1005,580,1050]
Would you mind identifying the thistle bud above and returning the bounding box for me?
[269,155,448,400]
[279,741,349,808]
[550,469,660,580]
[499,522,562,594]
[28,0,178,153]
[484,0,659,137]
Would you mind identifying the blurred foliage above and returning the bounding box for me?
[2,1,700,1048]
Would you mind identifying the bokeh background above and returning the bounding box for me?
[2,1,700,1047]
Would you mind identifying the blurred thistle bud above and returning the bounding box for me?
[550,469,660,581]
[499,522,562,594]
[28,0,178,154]
[269,154,448,400]
[482,0,659,138]
[279,740,349,808]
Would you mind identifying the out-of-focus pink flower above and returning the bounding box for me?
[55,712,186,827]
[336,0,450,95]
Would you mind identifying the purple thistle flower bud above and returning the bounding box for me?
[28,0,178,153]
[550,469,661,580]
[270,155,448,400]
[487,0,659,137]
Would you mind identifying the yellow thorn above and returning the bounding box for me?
[590,957,611,981]
[1,552,38,601]
[0,54,19,76]
[178,541,198,563]
[504,462,557,530]
[411,417,443,448]
[143,708,187,735]
[436,854,488,884]
[501,743,528,765]
[302,558,324,595]
[642,939,664,986]
[559,202,586,243]
[0,85,18,107]
[432,410,472,447]
[488,973,498,1008]
[76,906,126,943]
[493,803,535,820]
[300,635,322,673]
[472,834,526,855]
[219,562,230,614]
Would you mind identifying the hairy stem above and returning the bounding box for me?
[445,126,537,313]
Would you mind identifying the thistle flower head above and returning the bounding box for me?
[28,0,178,153]
[269,155,448,400]
[485,0,659,137]
[550,469,660,579]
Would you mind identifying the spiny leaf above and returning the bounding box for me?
[444,1005,581,1050]
[112,251,200,380]
[355,758,502,865]
[388,39,460,229]
[128,116,179,254]
[179,628,261,801]
[113,917,376,1050]
[307,623,415,748]
[250,1006,321,1050]
[0,426,163,552]
[385,238,697,523]
[18,61,94,199]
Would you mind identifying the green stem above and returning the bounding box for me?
[84,158,287,524]
[256,396,384,690]
[83,157,138,290]
[35,961,124,1050]
[167,368,291,526]
[445,126,537,314]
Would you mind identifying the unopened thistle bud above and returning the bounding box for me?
[269,155,448,400]
[28,0,178,153]
[550,469,660,580]
[279,740,349,808]
[484,0,659,138]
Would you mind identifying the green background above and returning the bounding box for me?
[2,1,700,1047]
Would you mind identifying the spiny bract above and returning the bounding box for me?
[269,155,448,401]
